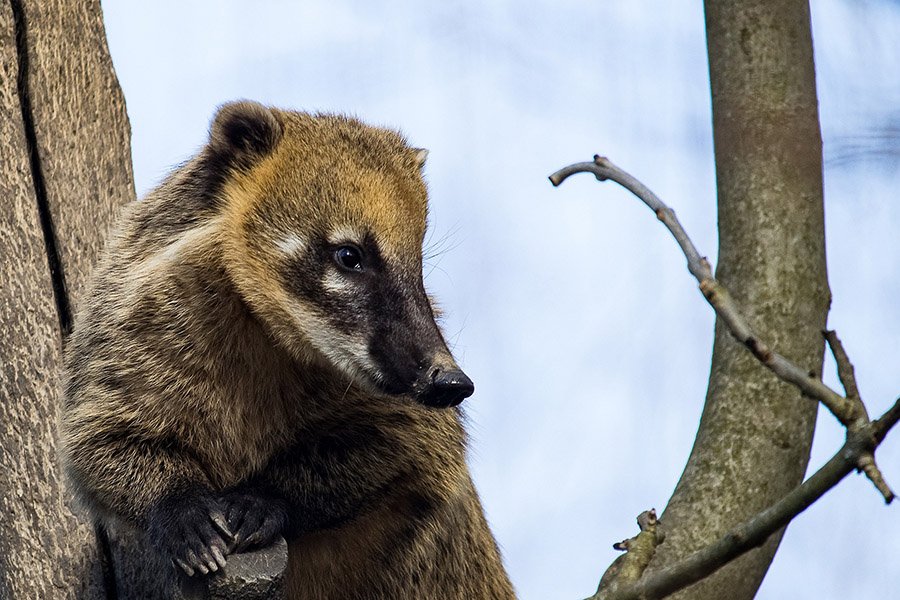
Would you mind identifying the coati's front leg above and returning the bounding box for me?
[230,413,437,541]
[220,488,288,552]
[147,487,233,576]
[63,414,233,576]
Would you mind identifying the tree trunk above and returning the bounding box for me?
[643,2,831,598]
[0,0,133,597]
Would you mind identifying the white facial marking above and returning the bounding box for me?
[323,271,353,294]
[327,225,364,247]
[275,233,308,257]
[285,297,380,387]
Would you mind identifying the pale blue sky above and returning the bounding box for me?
[100,1,900,597]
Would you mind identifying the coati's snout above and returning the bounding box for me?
[364,287,475,409]
[259,230,474,409]
[367,315,475,409]
[371,352,475,409]
[423,367,475,408]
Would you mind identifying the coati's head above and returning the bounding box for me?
[208,101,473,409]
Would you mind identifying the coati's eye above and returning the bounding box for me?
[334,245,364,272]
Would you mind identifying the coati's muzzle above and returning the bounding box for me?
[367,304,475,409]
[371,353,475,409]
[419,367,475,408]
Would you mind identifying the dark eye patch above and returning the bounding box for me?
[278,231,409,338]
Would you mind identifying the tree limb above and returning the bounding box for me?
[585,400,900,600]
[550,156,899,598]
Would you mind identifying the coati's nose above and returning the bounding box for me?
[421,368,475,408]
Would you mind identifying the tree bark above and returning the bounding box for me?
[16,0,135,317]
[0,0,133,597]
[643,2,830,598]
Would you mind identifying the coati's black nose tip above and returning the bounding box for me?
[421,369,475,408]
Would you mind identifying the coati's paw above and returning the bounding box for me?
[223,490,288,553]
[147,493,233,577]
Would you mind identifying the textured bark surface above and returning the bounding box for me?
[0,2,102,597]
[2,1,287,595]
[0,0,133,597]
[643,2,831,598]
[18,0,135,323]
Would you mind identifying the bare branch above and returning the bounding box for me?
[873,398,900,443]
[590,406,900,600]
[549,157,860,427]
[550,157,900,597]
[550,157,711,284]
[592,510,663,600]
[823,330,861,401]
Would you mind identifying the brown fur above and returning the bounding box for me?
[61,102,514,598]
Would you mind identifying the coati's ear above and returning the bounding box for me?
[412,148,429,170]
[208,101,283,171]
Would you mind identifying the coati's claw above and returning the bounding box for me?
[174,558,194,577]
[201,550,218,572]
[193,551,209,575]
[211,545,228,569]
[148,493,231,577]
[210,509,234,540]
[223,490,288,553]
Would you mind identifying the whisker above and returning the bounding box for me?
[339,379,354,403]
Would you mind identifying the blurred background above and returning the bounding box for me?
[99,1,900,597]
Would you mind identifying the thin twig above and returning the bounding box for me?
[550,157,711,284]
[874,398,900,443]
[857,454,894,503]
[820,330,892,501]
[823,330,861,402]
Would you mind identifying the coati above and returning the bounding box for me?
[61,101,515,599]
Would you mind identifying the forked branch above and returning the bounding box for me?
[550,156,900,600]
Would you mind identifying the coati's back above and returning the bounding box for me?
[61,102,515,599]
